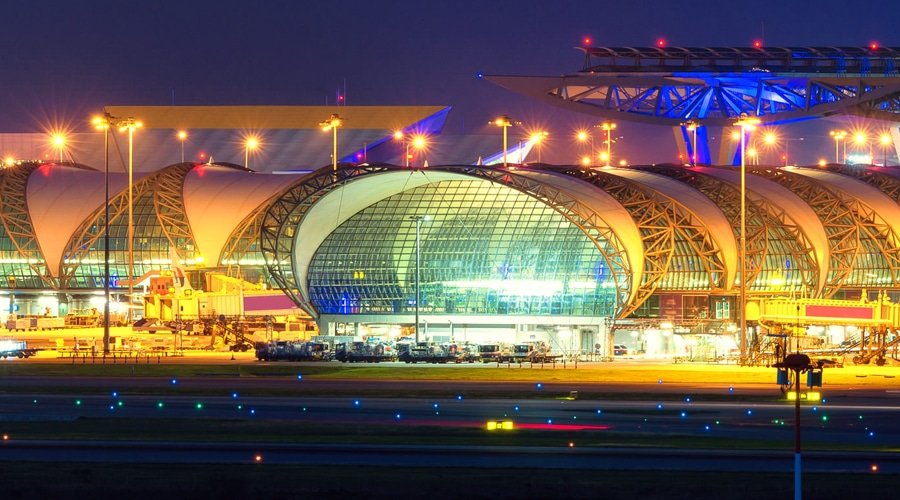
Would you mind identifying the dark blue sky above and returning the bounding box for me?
[4,0,899,164]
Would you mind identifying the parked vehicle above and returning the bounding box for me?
[256,341,332,361]
[334,341,394,363]
[0,339,37,358]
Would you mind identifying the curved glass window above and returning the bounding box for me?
[0,228,44,289]
[68,190,171,288]
[307,179,617,317]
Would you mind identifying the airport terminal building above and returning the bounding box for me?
[2,146,899,352]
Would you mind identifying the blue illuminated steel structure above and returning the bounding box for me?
[488,46,900,127]
[489,46,900,166]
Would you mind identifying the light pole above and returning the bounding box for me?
[880,133,892,166]
[853,132,871,163]
[410,215,426,344]
[529,131,548,163]
[393,132,428,168]
[600,121,617,167]
[491,115,517,167]
[777,353,812,500]
[577,130,593,165]
[829,130,847,164]
[681,119,700,166]
[244,136,259,169]
[735,114,760,364]
[177,130,187,163]
[319,114,343,173]
[117,118,142,324]
[91,114,113,354]
[51,134,66,163]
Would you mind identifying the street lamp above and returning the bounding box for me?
[599,121,617,167]
[176,130,187,163]
[681,119,700,166]
[735,113,760,364]
[528,131,548,163]
[829,130,847,164]
[491,115,517,167]
[853,132,871,163]
[319,114,343,173]
[51,134,66,163]
[411,134,428,167]
[393,132,428,167]
[117,118,142,324]
[244,136,259,169]
[576,130,593,164]
[409,215,427,344]
[879,133,892,166]
[775,353,814,500]
[91,114,113,354]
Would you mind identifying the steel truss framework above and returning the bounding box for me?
[488,47,900,126]
[58,163,203,289]
[0,163,92,289]
[750,167,900,295]
[824,166,900,204]
[153,163,199,262]
[548,166,726,310]
[220,204,267,270]
[260,164,634,318]
[638,165,819,295]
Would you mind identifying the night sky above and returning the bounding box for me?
[4,0,899,164]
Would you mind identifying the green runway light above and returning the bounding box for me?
[75,400,82,406]
[822,415,829,422]
[196,403,204,410]
[157,402,164,408]
[117,401,123,407]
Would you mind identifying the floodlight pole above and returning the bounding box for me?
[410,215,425,344]
[103,114,112,354]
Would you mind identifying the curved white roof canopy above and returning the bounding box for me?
[27,166,130,277]
[697,167,829,295]
[790,167,900,247]
[182,165,300,264]
[291,169,638,309]
[606,167,736,290]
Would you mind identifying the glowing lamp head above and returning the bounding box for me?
[753,40,762,48]
[583,36,592,46]
[580,156,590,166]
[393,130,403,140]
[818,158,827,167]
[177,130,188,141]
[576,130,589,142]
[246,137,259,150]
[880,133,891,146]
[854,132,867,145]
[764,133,777,145]
[411,135,427,149]
[656,38,666,47]
[91,116,110,130]
[618,159,627,166]
[870,42,879,51]
[52,134,65,147]
[731,130,741,141]
[493,115,512,127]
[529,131,547,143]
[599,152,610,162]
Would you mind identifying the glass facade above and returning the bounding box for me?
[307,179,618,317]
[0,228,45,288]
[67,190,172,288]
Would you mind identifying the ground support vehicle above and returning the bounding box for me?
[334,341,394,363]
[397,342,456,363]
[0,339,37,358]
[255,341,332,361]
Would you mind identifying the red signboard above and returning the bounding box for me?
[804,305,873,320]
